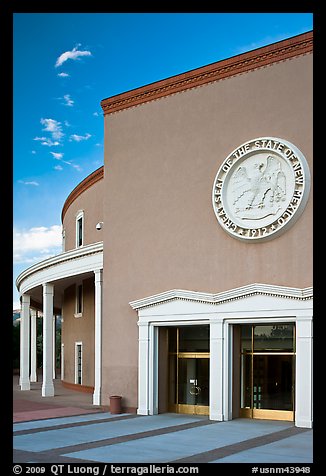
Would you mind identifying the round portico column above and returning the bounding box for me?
[93,269,103,405]
[30,309,38,382]
[42,283,55,397]
[53,315,56,380]
[20,294,31,390]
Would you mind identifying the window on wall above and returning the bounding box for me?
[76,211,84,248]
[75,284,83,317]
[75,342,82,385]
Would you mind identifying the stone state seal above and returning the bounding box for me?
[212,137,310,241]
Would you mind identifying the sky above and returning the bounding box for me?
[12,12,313,309]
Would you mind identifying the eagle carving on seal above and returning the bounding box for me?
[231,155,287,220]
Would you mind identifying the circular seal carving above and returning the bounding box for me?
[212,137,310,241]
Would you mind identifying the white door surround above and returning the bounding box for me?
[130,283,313,428]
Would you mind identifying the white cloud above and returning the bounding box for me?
[31,150,36,154]
[55,44,92,68]
[62,94,74,107]
[18,180,39,186]
[57,72,70,77]
[50,152,64,160]
[41,118,64,140]
[93,112,99,116]
[33,137,60,147]
[50,151,82,171]
[13,225,62,265]
[69,133,91,142]
[13,301,21,311]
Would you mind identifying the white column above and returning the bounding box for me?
[295,315,313,428]
[93,269,103,405]
[20,294,31,390]
[53,315,56,379]
[30,309,38,382]
[42,283,55,397]
[209,318,224,421]
[137,321,150,415]
[61,343,65,381]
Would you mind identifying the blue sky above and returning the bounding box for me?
[13,12,313,309]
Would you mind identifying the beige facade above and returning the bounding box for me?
[17,32,313,426]
[61,277,95,387]
[101,44,312,411]
[62,170,104,251]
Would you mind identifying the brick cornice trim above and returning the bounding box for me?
[61,166,104,222]
[101,31,313,115]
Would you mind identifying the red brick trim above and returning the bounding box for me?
[61,380,94,393]
[61,166,104,222]
[101,31,313,116]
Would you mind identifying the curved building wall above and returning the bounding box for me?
[62,169,104,251]
[61,277,95,387]
[101,52,312,411]
[60,168,103,387]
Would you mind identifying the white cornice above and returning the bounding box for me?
[129,283,313,311]
[16,241,103,294]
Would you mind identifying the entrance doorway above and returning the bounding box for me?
[239,323,295,421]
[167,325,209,415]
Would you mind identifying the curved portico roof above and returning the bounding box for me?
[16,241,103,309]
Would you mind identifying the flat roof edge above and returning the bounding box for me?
[101,31,313,116]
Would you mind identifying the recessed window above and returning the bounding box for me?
[76,211,84,248]
[74,283,83,317]
[75,342,83,385]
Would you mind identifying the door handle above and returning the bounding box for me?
[190,385,201,396]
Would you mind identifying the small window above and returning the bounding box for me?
[76,211,84,248]
[75,342,82,385]
[74,284,83,317]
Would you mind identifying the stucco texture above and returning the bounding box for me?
[101,54,313,409]
[62,178,104,251]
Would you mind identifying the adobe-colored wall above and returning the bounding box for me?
[61,277,95,386]
[101,53,313,409]
[62,178,104,251]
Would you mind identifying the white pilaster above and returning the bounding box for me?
[137,321,150,415]
[148,325,158,415]
[295,315,313,428]
[20,294,31,390]
[209,318,224,421]
[30,309,38,382]
[42,283,55,397]
[223,321,232,421]
[93,269,103,405]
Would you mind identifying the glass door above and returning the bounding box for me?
[177,355,209,414]
[240,323,295,421]
[168,326,210,415]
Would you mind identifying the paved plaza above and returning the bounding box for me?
[13,377,313,464]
